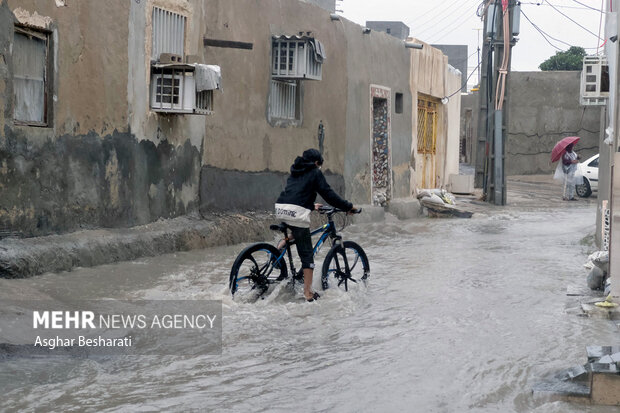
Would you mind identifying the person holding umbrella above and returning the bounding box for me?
[551,136,582,201]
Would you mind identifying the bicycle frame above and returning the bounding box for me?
[273,217,340,281]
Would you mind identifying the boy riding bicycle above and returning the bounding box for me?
[275,149,357,302]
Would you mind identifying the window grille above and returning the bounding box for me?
[152,7,185,61]
[195,90,214,114]
[13,27,49,125]
[417,97,438,154]
[269,79,298,120]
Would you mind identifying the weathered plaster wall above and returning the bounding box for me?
[343,19,413,204]
[444,65,461,180]
[410,39,461,190]
[0,0,203,237]
[198,0,412,210]
[507,71,601,175]
[194,0,349,213]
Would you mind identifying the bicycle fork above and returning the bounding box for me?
[332,238,356,291]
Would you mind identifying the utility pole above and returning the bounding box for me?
[474,10,492,190]
[474,0,517,205]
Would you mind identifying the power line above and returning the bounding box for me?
[430,12,480,43]
[405,0,463,28]
[445,59,483,99]
[416,1,479,40]
[520,8,600,51]
[519,1,601,10]
[545,0,604,39]
[411,0,479,37]
[569,0,603,12]
[521,9,572,48]
[407,0,472,32]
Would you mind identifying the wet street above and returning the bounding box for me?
[1,178,619,412]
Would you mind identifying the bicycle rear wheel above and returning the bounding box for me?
[229,243,287,298]
[321,241,370,291]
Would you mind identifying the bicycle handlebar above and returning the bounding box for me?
[317,206,362,214]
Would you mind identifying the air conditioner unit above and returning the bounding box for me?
[580,55,609,106]
[150,69,213,114]
[271,36,324,81]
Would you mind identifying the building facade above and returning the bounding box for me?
[0,0,460,238]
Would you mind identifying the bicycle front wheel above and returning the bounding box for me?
[230,243,287,298]
[321,241,370,291]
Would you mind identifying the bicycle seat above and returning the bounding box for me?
[270,222,288,232]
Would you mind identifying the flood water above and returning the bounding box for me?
[1,192,619,412]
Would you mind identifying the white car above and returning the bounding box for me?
[576,154,599,198]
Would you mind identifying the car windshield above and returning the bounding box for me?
[589,157,599,168]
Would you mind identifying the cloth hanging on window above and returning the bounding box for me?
[194,64,222,92]
[308,39,326,64]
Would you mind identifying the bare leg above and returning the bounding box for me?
[304,268,314,300]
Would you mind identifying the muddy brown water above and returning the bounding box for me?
[0,185,618,412]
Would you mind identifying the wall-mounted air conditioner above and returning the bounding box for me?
[580,55,609,106]
[150,64,218,114]
[271,35,325,81]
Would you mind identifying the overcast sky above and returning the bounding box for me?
[341,0,606,84]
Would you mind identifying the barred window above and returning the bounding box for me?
[417,97,439,154]
[269,79,299,121]
[152,7,185,61]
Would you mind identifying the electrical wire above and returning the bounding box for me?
[545,0,604,40]
[426,8,481,43]
[570,0,604,11]
[495,4,510,110]
[520,8,600,50]
[406,0,465,30]
[597,0,604,52]
[418,1,482,41]
[519,1,601,10]
[444,60,484,99]
[412,0,479,37]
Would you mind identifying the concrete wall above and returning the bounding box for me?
[506,71,601,175]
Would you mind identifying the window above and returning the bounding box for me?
[417,97,439,154]
[269,79,300,121]
[268,35,325,124]
[149,7,216,115]
[589,157,599,168]
[13,26,50,126]
[152,7,185,61]
[395,93,403,114]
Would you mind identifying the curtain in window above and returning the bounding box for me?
[13,32,46,123]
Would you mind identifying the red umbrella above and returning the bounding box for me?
[551,136,580,163]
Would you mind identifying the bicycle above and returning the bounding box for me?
[229,206,370,300]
